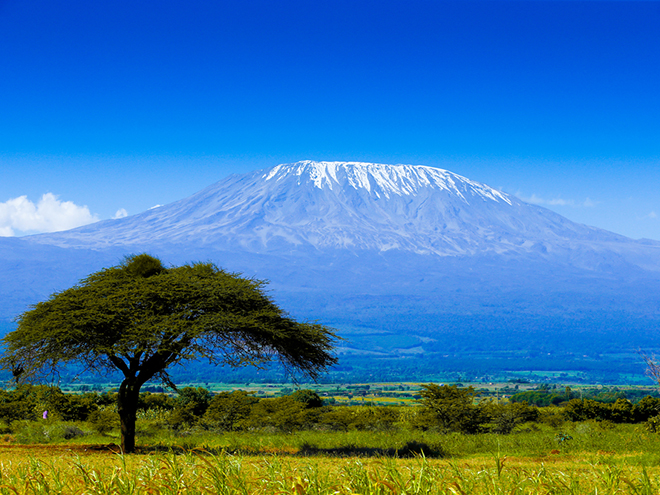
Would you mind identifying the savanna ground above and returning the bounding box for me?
[2,424,660,494]
[3,381,660,494]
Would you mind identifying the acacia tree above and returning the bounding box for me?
[1,254,337,452]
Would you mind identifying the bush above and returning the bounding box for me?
[175,387,213,417]
[14,421,49,444]
[415,384,486,433]
[646,415,660,433]
[634,396,660,422]
[166,406,198,431]
[564,399,612,422]
[537,407,565,428]
[203,391,259,431]
[87,408,119,435]
[291,389,323,408]
[319,406,399,432]
[244,397,319,432]
[47,423,86,440]
[14,421,86,444]
[610,398,633,423]
[139,392,176,412]
[483,401,540,434]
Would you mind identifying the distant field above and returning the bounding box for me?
[60,380,660,407]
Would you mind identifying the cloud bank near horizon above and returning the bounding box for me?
[0,193,99,236]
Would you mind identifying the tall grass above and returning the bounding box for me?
[0,450,659,494]
[5,419,660,493]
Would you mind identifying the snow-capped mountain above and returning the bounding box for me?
[4,161,660,381]
[28,161,647,264]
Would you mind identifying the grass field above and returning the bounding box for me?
[0,443,659,494]
[2,423,660,493]
[3,381,660,493]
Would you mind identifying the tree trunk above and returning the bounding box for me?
[117,378,141,453]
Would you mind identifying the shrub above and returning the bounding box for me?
[47,423,86,440]
[14,421,49,444]
[415,384,486,433]
[14,421,86,443]
[397,440,445,458]
[291,389,323,408]
[634,396,660,422]
[610,398,634,423]
[87,408,119,435]
[647,415,660,433]
[166,405,198,431]
[538,407,565,428]
[203,391,259,431]
[319,406,400,432]
[175,387,213,417]
[564,399,611,422]
[139,392,176,412]
[483,401,540,434]
[245,397,319,432]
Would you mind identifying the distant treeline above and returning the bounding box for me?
[3,384,660,439]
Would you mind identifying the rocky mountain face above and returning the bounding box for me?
[3,161,660,380]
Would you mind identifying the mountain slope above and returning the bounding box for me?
[4,161,660,381]
[27,161,652,265]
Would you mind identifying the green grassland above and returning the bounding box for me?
[1,382,660,492]
[2,424,660,493]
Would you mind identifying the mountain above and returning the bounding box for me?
[3,161,660,382]
[27,161,648,259]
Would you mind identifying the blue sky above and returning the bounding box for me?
[1,0,659,239]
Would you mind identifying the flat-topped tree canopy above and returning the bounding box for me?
[1,254,338,452]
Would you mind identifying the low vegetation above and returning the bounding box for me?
[2,383,660,493]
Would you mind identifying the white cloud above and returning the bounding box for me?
[0,193,99,236]
[113,208,128,219]
[522,193,597,208]
[647,211,657,219]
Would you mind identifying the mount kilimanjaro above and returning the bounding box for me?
[2,161,660,381]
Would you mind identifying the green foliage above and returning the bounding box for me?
[646,415,660,433]
[0,385,101,424]
[138,391,176,411]
[0,386,38,423]
[165,387,214,430]
[634,396,660,422]
[290,389,323,408]
[564,399,612,422]
[564,397,639,423]
[1,254,337,452]
[319,406,400,432]
[244,396,319,432]
[166,406,198,431]
[203,390,259,431]
[87,408,119,435]
[610,398,634,423]
[537,406,565,428]
[175,387,213,417]
[415,384,486,433]
[509,390,565,406]
[14,420,86,444]
[482,401,539,434]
